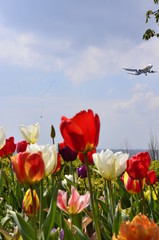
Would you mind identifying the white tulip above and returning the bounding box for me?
[93,149,129,180]
[0,127,6,149]
[19,123,40,144]
[27,143,57,177]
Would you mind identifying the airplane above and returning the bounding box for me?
[123,64,157,76]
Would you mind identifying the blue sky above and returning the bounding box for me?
[1,0,159,149]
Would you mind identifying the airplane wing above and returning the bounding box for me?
[150,70,157,73]
[123,68,138,72]
[126,72,141,75]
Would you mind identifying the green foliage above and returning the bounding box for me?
[143,1,159,40]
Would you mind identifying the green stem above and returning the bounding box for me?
[39,179,44,231]
[84,153,101,240]
[139,179,146,214]
[30,185,38,240]
[147,175,159,202]
[70,214,73,231]
[70,161,75,184]
[106,180,113,223]
[9,157,15,190]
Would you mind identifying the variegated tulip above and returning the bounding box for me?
[27,143,57,177]
[22,189,40,216]
[121,171,145,194]
[11,152,44,184]
[57,186,90,214]
[93,149,129,180]
[0,127,6,149]
[19,123,40,144]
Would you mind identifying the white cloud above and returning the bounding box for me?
[0,20,159,84]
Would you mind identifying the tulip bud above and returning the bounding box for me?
[16,140,28,153]
[50,125,56,143]
[22,189,40,216]
[146,170,157,185]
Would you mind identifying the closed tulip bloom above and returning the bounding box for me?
[59,144,77,162]
[60,109,100,153]
[121,172,145,194]
[0,137,16,158]
[57,186,90,214]
[16,140,28,153]
[22,189,40,216]
[0,127,6,149]
[146,170,157,185]
[27,143,57,177]
[11,152,44,184]
[19,123,40,144]
[93,149,129,180]
[127,152,151,180]
[112,213,159,240]
[76,165,87,178]
[78,149,96,164]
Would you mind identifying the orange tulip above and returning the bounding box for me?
[22,189,40,217]
[60,109,100,153]
[112,213,159,240]
[11,152,44,184]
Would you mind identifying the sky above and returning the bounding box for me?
[0,0,159,150]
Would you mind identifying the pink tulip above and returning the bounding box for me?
[57,186,90,214]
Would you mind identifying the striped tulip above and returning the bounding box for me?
[57,186,90,214]
[11,152,44,184]
[121,172,145,194]
[22,189,40,216]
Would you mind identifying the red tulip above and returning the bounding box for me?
[11,152,44,184]
[16,140,28,153]
[60,109,100,153]
[121,172,145,194]
[146,170,157,185]
[126,152,151,180]
[78,149,96,164]
[0,137,16,158]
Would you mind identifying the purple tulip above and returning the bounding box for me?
[76,165,87,178]
[59,145,77,162]
[51,228,64,240]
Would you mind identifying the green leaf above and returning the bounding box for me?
[63,220,75,240]
[72,213,82,230]
[112,206,121,237]
[41,186,58,240]
[8,210,35,240]
[97,199,109,215]
[73,226,90,240]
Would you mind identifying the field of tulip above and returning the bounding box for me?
[0,109,159,240]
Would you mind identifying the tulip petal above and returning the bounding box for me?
[57,190,68,213]
[60,120,85,152]
[68,186,80,214]
[77,191,90,213]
